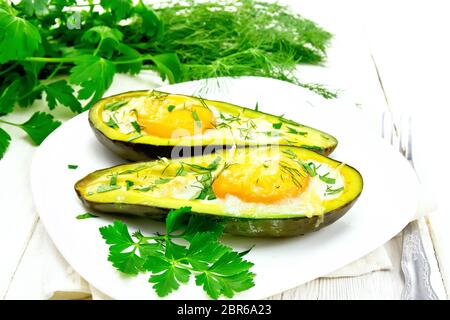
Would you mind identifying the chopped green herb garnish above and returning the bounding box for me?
[264,131,282,137]
[97,184,121,193]
[287,127,308,136]
[68,164,78,169]
[110,173,118,186]
[76,213,99,220]
[282,149,297,159]
[301,145,325,152]
[118,165,152,175]
[302,162,318,177]
[255,102,259,111]
[183,157,221,172]
[104,100,129,111]
[319,173,336,184]
[325,186,344,196]
[278,115,301,127]
[125,180,134,190]
[195,172,216,200]
[216,113,242,129]
[175,165,188,177]
[197,97,210,110]
[167,105,176,112]
[154,177,173,184]
[279,161,305,188]
[130,109,139,117]
[133,185,155,192]
[207,157,222,170]
[131,121,142,133]
[106,117,119,129]
[272,122,282,129]
[192,111,202,128]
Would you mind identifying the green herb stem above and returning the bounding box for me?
[0,119,19,127]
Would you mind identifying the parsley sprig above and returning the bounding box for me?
[0,112,60,159]
[100,207,255,299]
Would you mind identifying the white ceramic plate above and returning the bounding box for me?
[31,77,419,299]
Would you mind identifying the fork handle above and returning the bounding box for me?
[401,220,439,300]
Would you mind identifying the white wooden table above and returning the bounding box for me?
[1,0,449,299]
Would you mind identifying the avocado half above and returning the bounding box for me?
[89,90,338,161]
[75,146,363,237]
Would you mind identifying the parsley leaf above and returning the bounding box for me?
[18,112,61,145]
[0,9,41,63]
[45,80,82,113]
[149,53,182,84]
[100,0,133,20]
[69,55,115,108]
[195,251,255,299]
[149,265,191,297]
[100,221,148,274]
[0,127,11,159]
[19,0,50,17]
[82,26,124,57]
[165,206,192,234]
[0,79,21,115]
[67,164,78,169]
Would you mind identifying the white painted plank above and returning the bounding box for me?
[0,103,74,299]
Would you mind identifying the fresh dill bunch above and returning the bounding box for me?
[148,0,336,98]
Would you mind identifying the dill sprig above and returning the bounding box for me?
[153,0,335,98]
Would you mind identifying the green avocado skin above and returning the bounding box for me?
[76,189,360,237]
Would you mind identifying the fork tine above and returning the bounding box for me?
[390,113,395,148]
[407,115,413,162]
[398,113,405,156]
[381,111,386,139]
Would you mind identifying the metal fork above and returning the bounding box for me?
[381,111,439,300]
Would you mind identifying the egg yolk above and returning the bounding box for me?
[137,105,215,138]
[212,162,310,204]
